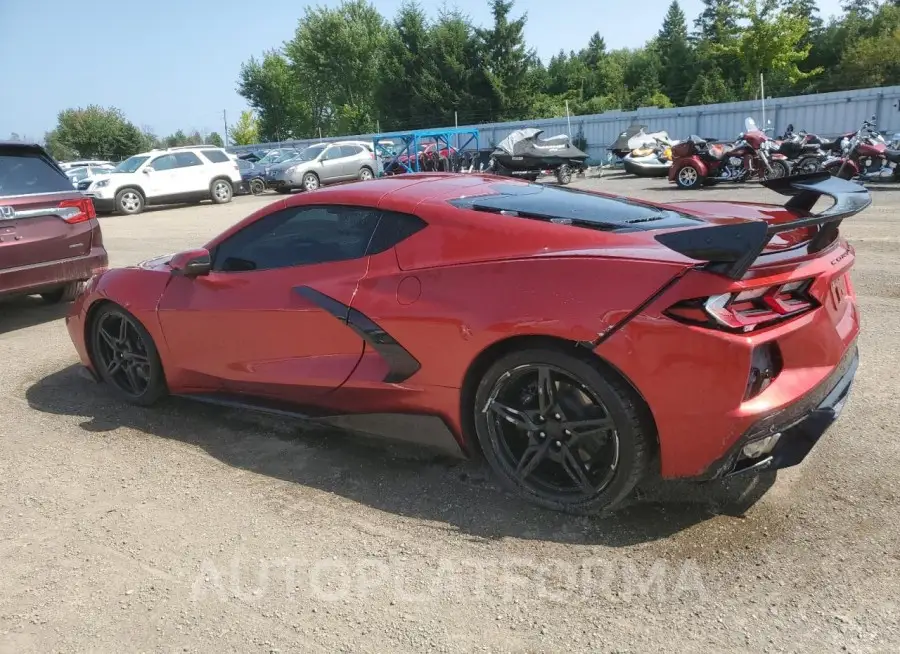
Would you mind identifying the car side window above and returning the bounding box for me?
[173,152,203,168]
[340,145,363,158]
[150,155,176,171]
[366,211,427,255]
[322,146,342,161]
[211,205,381,273]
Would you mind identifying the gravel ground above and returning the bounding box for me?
[1,174,898,653]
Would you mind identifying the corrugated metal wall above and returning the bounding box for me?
[229,85,900,163]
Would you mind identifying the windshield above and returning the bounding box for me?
[114,155,150,173]
[298,145,326,161]
[744,117,760,133]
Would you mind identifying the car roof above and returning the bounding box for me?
[287,173,699,232]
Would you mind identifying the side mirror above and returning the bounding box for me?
[142,167,152,174]
[169,248,211,277]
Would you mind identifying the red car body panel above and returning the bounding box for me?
[66,173,863,478]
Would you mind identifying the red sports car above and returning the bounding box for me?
[65,172,866,514]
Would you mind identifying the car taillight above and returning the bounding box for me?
[665,279,818,333]
[57,198,96,224]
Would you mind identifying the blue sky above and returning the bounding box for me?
[0,0,846,141]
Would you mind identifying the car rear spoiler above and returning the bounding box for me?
[654,172,871,279]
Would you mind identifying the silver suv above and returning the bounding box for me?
[271,142,380,192]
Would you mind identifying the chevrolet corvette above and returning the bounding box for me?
[66,172,867,514]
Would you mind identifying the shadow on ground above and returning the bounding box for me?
[0,296,70,335]
[27,365,776,547]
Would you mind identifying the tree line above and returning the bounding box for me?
[36,106,225,161]
[237,0,900,143]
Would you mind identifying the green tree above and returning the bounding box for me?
[720,0,822,95]
[657,1,694,104]
[476,0,535,121]
[44,105,145,159]
[229,110,259,146]
[206,131,224,147]
[284,0,386,134]
[238,51,313,141]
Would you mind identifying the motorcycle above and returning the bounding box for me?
[773,124,830,175]
[824,116,900,182]
[668,117,790,190]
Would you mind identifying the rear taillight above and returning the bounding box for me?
[665,279,818,333]
[57,198,96,224]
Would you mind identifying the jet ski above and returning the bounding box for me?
[489,128,588,184]
[623,147,673,177]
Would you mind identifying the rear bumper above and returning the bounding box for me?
[0,247,108,299]
[701,341,858,479]
[89,197,116,213]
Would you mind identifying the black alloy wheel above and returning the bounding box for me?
[473,348,651,514]
[91,305,167,405]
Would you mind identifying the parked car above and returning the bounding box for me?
[81,146,242,215]
[65,172,864,514]
[66,165,116,188]
[59,159,113,171]
[0,142,108,303]
[235,158,265,195]
[270,141,379,192]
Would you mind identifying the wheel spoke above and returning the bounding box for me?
[561,416,613,433]
[117,317,128,343]
[487,401,537,432]
[123,364,141,394]
[106,358,122,375]
[536,366,556,416]
[99,327,118,349]
[561,446,595,495]
[515,438,554,480]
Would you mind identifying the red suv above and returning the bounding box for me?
[0,142,108,303]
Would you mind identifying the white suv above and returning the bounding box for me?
[82,147,242,215]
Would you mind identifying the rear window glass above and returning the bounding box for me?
[0,152,72,197]
[201,149,230,163]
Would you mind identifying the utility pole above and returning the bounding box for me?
[760,73,767,132]
[222,110,229,146]
[565,100,572,138]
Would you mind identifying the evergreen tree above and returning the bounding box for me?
[657,1,694,104]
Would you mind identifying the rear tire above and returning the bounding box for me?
[358,166,374,181]
[249,178,266,195]
[472,347,652,515]
[675,165,702,189]
[210,179,233,204]
[40,281,82,304]
[90,303,167,407]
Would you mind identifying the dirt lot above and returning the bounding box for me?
[1,174,899,653]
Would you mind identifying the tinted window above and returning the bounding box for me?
[236,159,253,171]
[173,152,203,168]
[339,145,363,157]
[322,146,342,161]
[367,212,427,255]
[151,155,177,171]
[201,149,230,163]
[0,151,72,196]
[212,205,381,272]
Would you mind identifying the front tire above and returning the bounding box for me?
[249,178,266,195]
[90,304,168,407]
[764,160,789,180]
[472,348,652,514]
[210,179,233,204]
[302,172,320,191]
[115,188,144,215]
[556,164,572,185]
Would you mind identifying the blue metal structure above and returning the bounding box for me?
[371,127,480,176]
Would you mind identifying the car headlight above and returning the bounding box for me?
[94,179,110,188]
[285,166,298,175]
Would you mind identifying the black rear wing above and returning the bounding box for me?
[655,173,871,279]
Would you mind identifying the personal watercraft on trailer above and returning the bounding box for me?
[621,130,678,177]
[489,128,588,184]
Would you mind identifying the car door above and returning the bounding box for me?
[171,151,208,197]
[317,145,345,183]
[142,154,179,201]
[339,145,365,179]
[156,204,382,404]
